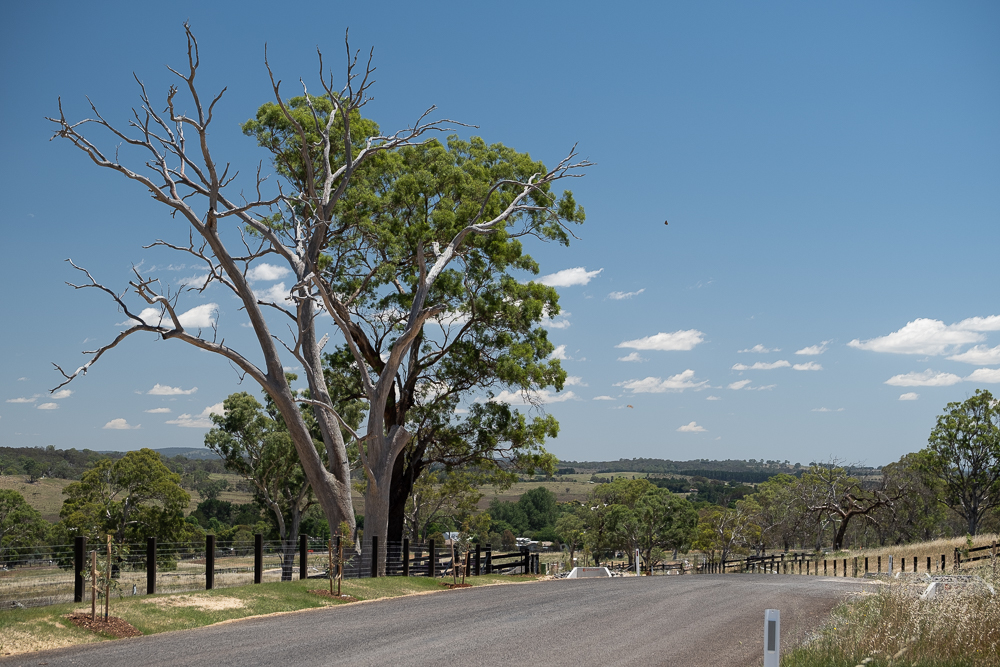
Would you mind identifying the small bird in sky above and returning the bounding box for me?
[627,405,634,409]
[664,220,668,225]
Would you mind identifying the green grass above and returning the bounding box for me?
[0,574,538,658]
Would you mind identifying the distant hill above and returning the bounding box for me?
[557,458,878,479]
[154,447,220,460]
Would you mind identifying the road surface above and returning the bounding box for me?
[0,575,874,667]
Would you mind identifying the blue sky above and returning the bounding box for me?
[2,1,998,466]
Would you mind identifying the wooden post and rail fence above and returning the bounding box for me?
[698,541,998,578]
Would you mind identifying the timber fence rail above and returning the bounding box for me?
[697,540,999,578]
[0,535,530,610]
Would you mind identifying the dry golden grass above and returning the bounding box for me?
[0,476,74,521]
[785,575,1000,666]
[834,534,1000,574]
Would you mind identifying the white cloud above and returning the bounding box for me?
[50,389,73,399]
[614,370,708,393]
[947,344,1000,366]
[608,289,645,300]
[955,315,1000,331]
[549,345,569,361]
[849,318,994,356]
[795,341,829,355]
[811,407,844,413]
[617,330,705,352]
[178,273,209,287]
[965,368,1000,384]
[731,360,790,371]
[564,376,587,387]
[246,263,291,282]
[728,380,752,390]
[144,407,172,414]
[148,384,198,396]
[165,402,225,428]
[792,362,823,371]
[541,311,571,329]
[747,384,776,391]
[432,310,471,327]
[6,395,39,404]
[677,421,706,433]
[593,395,616,401]
[899,393,920,401]
[738,344,779,354]
[706,395,721,401]
[538,267,603,287]
[17,377,27,381]
[617,352,645,363]
[127,303,218,329]
[254,282,292,304]
[103,418,140,430]
[884,370,963,387]
[490,389,577,405]
[37,403,58,410]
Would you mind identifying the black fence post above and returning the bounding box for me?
[73,536,87,602]
[475,544,481,576]
[300,534,308,580]
[428,538,436,577]
[146,536,157,595]
[941,554,946,572]
[485,543,492,574]
[206,535,215,590]
[371,536,379,578]
[402,538,410,577]
[254,534,263,584]
[927,556,931,573]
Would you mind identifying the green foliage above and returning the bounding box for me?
[487,486,558,538]
[923,389,1000,535]
[59,449,190,544]
[0,490,46,562]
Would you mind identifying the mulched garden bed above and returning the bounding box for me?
[308,589,359,602]
[67,614,143,638]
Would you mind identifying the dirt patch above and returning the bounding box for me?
[308,589,358,602]
[440,583,472,589]
[67,614,142,639]
[143,594,246,611]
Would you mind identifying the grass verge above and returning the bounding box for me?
[782,574,1000,667]
[0,574,537,658]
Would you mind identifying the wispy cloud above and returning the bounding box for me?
[103,418,140,430]
[617,330,705,352]
[549,345,569,360]
[246,263,291,282]
[792,362,823,371]
[884,370,963,387]
[538,267,603,287]
[617,352,645,363]
[144,407,172,414]
[850,317,1000,356]
[732,360,790,371]
[728,380,775,391]
[899,393,919,401]
[795,341,829,355]
[738,344,779,354]
[490,389,577,405]
[811,407,844,413]
[608,289,645,300]
[593,395,616,401]
[50,389,73,399]
[124,303,219,329]
[948,344,1000,365]
[676,421,706,432]
[614,370,707,393]
[148,384,198,396]
[165,403,224,428]
[565,376,587,387]
[37,403,59,410]
[728,380,751,390]
[6,395,39,404]
[706,395,721,400]
[542,311,572,329]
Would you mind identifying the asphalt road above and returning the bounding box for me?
[2,575,874,667]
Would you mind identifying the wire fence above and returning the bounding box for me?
[0,536,526,610]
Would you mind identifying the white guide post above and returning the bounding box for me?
[764,609,780,667]
[635,549,640,576]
